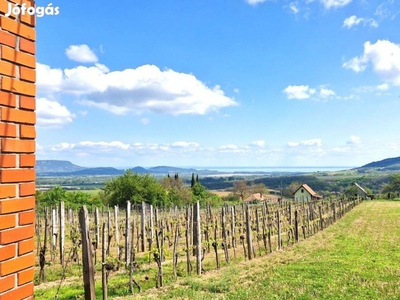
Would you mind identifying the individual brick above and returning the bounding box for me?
[0,60,16,77]
[0,123,17,137]
[19,37,35,54]
[0,224,34,245]
[0,169,35,183]
[0,31,16,48]
[0,91,16,107]
[19,96,35,110]
[0,196,35,213]
[0,214,16,230]
[0,244,16,262]
[0,184,16,199]
[0,107,36,124]
[19,154,35,167]
[18,268,34,285]
[18,210,34,225]
[20,66,36,83]
[1,139,36,153]
[0,77,36,97]
[18,237,34,255]
[0,282,34,300]
[19,182,35,196]
[0,274,15,293]
[20,124,36,138]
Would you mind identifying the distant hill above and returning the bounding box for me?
[354,156,400,173]
[36,160,210,176]
[36,160,86,173]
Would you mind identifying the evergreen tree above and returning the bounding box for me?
[191,173,195,188]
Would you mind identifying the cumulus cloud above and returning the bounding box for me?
[65,44,98,63]
[283,85,338,100]
[251,140,266,147]
[288,138,322,147]
[37,63,238,115]
[245,0,267,5]
[342,15,378,28]
[36,98,76,127]
[283,85,316,99]
[346,135,362,145]
[343,40,400,86]
[320,0,352,9]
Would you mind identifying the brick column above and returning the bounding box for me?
[0,1,36,299]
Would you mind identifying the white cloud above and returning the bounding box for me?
[319,88,336,98]
[251,140,266,147]
[289,2,300,14]
[347,135,362,145]
[36,98,76,127]
[342,15,378,29]
[37,63,238,116]
[36,63,63,93]
[283,85,316,99]
[171,141,200,148]
[65,44,98,63]
[245,0,267,6]
[320,0,352,9]
[288,138,322,147]
[343,40,400,85]
[283,85,338,100]
[355,83,389,93]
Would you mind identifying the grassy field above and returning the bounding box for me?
[132,200,400,300]
[34,200,400,299]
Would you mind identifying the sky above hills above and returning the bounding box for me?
[34,0,400,168]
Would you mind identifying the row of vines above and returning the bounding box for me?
[34,198,361,299]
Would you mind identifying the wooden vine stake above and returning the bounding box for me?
[125,201,131,267]
[102,222,108,300]
[59,201,65,267]
[245,204,253,260]
[194,201,202,275]
[79,205,96,300]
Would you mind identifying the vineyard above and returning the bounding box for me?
[33,198,361,299]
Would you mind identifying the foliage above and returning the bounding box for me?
[103,170,168,207]
[36,186,102,211]
[232,180,249,200]
[160,175,192,206]
[382,173,400,197]
[283,181,301,197]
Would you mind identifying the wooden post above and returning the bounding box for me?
[102,222,108,300]
[319,206,323,231]
[114,205,120,259]
[141,202,146,252]
[195,201,202,275]
[231,206,236,258]
[277,209,282,250]
[126,201,131,267]
[294,210,299,243]
[59,201,65,266]
[245,204,253,260]
[79,206,96,300]
[185,205,192,275]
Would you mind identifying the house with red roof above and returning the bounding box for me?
[293,183,323,201]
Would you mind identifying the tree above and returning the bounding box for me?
[249,183,269,196]
[382,174,400,198]
[103,170,168,207]
[233,180,249,201]
[283,181,301,198]
[37,186,66,207]
[191,173,195,188]
[161,176,192,206]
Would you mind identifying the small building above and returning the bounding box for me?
[354,183,368,199]
[244,192,268,203]
[293,183,322,201]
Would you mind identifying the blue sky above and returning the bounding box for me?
[34,0,400,168]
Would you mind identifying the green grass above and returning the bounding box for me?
[34,200,400,299]
[133,200,400,299]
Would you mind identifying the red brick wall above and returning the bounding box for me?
[0,0,36,299]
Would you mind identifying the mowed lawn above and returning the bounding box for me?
[131,200,400,300]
